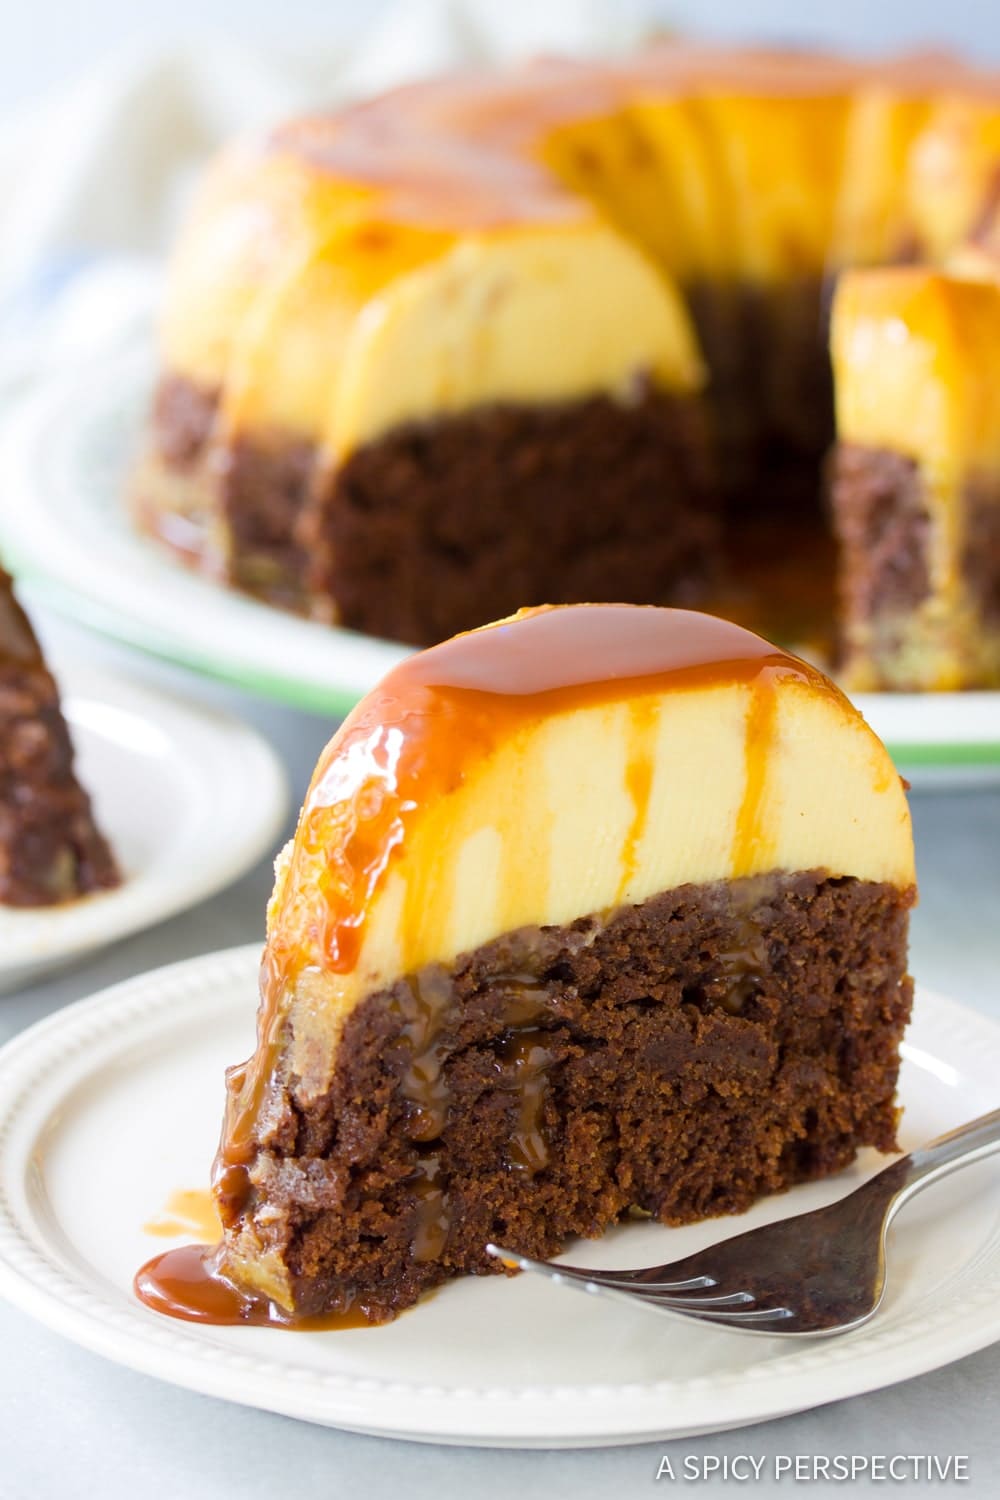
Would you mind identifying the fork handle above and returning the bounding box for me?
[888,1105,1000,1217]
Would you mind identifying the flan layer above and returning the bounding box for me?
[831,267,1000,688]
[139,44,1000,663]
[205,603,915,1319]
[161,49,1000,361]
[164,208,701,456]
[155,46,1000,461]
[906,87,1000,263]
[158,49,983,453]
[152,135,708,619]
[160,139,703,456]
[261,606,912,1035]
[833,268,1000,471]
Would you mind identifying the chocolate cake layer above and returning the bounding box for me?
[0,574,119,905]
[135,376,221,565]
[831,444,931,618]
[139,277,843,651]
[303,386,718,644]
[141,379,719,645]
[224,869,913,1323]
[216,434,315,610]
[829,443,933,682]
[152,374,217,469]
[140,377,315,606]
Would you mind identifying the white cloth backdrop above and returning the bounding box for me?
[0,0,653,386]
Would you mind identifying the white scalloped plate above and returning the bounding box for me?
[1,350,1000,774]
[0,669,286,993]
[0,947,998,1447]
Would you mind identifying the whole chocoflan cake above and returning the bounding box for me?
[0,566,119,905]
[134,43,1000,687]
[136,603,915,1326]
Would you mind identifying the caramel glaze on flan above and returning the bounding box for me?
[136,604,915,1327]
[134,44,1000,681]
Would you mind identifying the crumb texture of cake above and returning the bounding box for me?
[303,388,716,644]
[250,872,912,1322]
[134,45,1000,676]
[163,603,917,1327]
[0,569,119,905]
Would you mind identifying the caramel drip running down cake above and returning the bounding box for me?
[136,604,915,1327]
[135,44,1000,688]
[0,567,119,905]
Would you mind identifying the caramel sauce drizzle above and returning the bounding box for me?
[142,604,834,1331]
[142,1188,221,1242]
[410,1153,450,1264]
[731,676,779,879]
[393,971,560,1258]
[393,968,455,1141]
[134,1243,374,1330]
[715,897,773,1015]
[271,49,998,231]
[617,696,659,903]
[390,969,457,1264]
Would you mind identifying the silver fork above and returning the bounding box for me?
[486,1106,1000,1337]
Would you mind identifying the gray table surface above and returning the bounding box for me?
[0,617,998,1499]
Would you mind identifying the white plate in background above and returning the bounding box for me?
[0,663,286,992]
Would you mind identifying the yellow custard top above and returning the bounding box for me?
[214,605,915,1198]
[159,46,1000,449]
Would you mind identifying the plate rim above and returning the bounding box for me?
[2,350,1000,765]
[1,943,1000,1447]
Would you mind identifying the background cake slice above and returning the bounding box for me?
[830,267,1000,690]
[0,567,119,905]
[197,603,915,1325]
